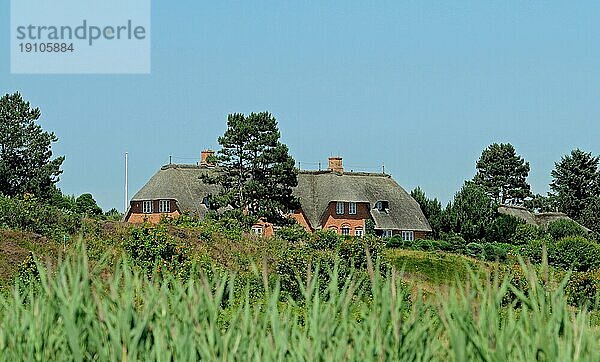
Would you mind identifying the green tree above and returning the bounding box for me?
[442,182,496,243]
[411,187,442,238]
[75,193,102,215]
[0,92,64,199]
[581,196,600,237]
[524,193,555,213]
[549,149,599,221]
[473,143,531,205]
[207,112,299,225]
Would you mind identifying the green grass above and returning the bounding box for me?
[0,246,598,360]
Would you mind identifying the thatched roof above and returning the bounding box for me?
[294,171,432,232]
[130,165,432,232]
[498,205,591,232]
[131,164,220,218]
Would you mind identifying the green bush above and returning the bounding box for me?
[481,242,512,262]
[485,214,522,244]
[123,224,192,278]
[465,242,484,258]
[0,195,81,238]
[520,238,550,264]
[548,219,587,241]
[549,236,600,272]
[513,223,546,245]
[565,270,600,307]
[276,224,309,243]
[308,229,340,250]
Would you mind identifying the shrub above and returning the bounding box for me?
[276,224,309,243]
[440,233,468,253]
[520,238,550,264]
[513,224,546,245]
[465,242,484,258]
[485,214,522,244]
[565,270,600,307]
[0,195,81,238]
[548,236,600,272]
[481,242,512,262]
[308,230,340,250]
[123,224,191,278]
[547,219,586,241]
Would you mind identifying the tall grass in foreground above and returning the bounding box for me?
[0,250,598,361]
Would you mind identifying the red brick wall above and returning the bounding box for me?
[126,199,179,223]
[322,201,370,235]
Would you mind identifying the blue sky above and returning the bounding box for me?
[2,1,600,211]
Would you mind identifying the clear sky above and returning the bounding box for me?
[2,1,599,211]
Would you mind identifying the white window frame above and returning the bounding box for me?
[251,226,263,235]
[336,201,344,215]
[158,200,170,213]
[383,229,393,238]
[402,230,414,241]
[349,202,357,215]
[375,201,383,211]
[355,228,364,236]
[142,200,153,214]
[341,225,350,236]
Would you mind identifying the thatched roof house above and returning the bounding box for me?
[498,205,591,232]
[126,156,432,239]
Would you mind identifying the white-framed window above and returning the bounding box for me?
[355,227,364,236]
[383,229,393,238]
[402,230,414,241]
[142,200,153,214]
[375,201,383,211]
[341,225,351,236]
[158,200,170,213]
[349,202,357,215]
[252,226,263,235]
[336,201,344,215]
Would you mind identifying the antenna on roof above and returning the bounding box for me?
[124,152,129,213]
[318,162,321,171]
[382,164,385,174]
[169,155,172,165]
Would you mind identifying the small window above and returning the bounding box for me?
[142,200,153,214]
[328,226,338,232]
[341,226,350,236]
[336,201,344,215]
[375,201,383,211]
[402,231,414,241]
[383,230,393,238]
[202,196,211,208]
[355,227,364,237]
[349,202,357,215]
[252,226,263,235]
[158,200,170,213]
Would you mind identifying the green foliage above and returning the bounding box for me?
[548,236,600,272]
[519,238,549,264]
[365,218,375,236]
[0,92,64,200]
[307,229,340,250]
[275,223,309,243]
[485,214,523,244]
[204,112,300,225]
[513,223,545,244]
[123,224,192,278]
[74,193,102,215]
[550,149,600,221]
[411,187,443,238]
[103,208,123,221]
[442,182,497,243]
[473,143,531,205]
[547,218,587,241]
[0,194,81,238]
[565,270,600,307]
[581,196,600,237]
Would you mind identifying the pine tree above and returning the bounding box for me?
[473,143,531,205]
[207,112,299,225]
[0,92,64,199]
[550,149,600,221]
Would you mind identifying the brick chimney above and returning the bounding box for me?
[200,149,215,166]
[328,156,343,174]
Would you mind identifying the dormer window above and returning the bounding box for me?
[158,200,170,213]
[336,201,344,215]
[349,202,357,215]
[142,200,153,214]
[375,201,389,212]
